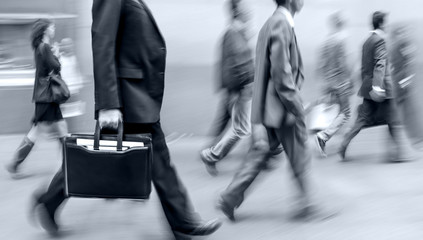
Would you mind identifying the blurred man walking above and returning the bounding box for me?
[201,0,255,176]
[30,1,221,239]
[314,12,353,156]
[217,0,317,221]
[339,12,413,162]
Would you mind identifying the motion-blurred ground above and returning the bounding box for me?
[1,127,423,240]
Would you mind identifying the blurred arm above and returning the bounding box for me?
[316,42,328,80]
[372,39,387,90]
[91,0,123,113]
[398,41,416,88]
[42,44,61,74]
[270,22,303,117]
[337,40,352,79]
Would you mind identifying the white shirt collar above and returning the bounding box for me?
[370,29,386,39]
[278,6,295,28]
[329,31,347,41]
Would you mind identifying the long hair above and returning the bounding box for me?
[31,19,52,50]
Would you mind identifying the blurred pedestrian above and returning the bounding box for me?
[217,0,317,221]
[58,38,83,95]
[5,19,67,179]
[30,1,221,239]
[58,38,86,119]
[200,0,255,176]
[312,12,353,156]
[339,12,413,162]
[389,24,423,143]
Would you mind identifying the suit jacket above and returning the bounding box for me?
[92,0,167,123]
[359,32,393,99]
[32,43,61,103]
[251,7,304,128]
[220,25,254,92]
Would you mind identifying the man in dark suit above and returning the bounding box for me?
[31,0,221,238]
[216,0,315,221]
[339,12,411,162]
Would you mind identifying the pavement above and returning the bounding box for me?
[1,127,423,240]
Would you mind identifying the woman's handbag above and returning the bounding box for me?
[306,103,340,132]
[35,73,71,104]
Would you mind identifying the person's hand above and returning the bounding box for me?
[285,112,297,126]
[369,86,386,102]
[251,124,269,151]
[98,109,122,129]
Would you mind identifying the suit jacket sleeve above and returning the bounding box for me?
[372,38,387,89]
[398,41,414,81]
[269,22,303,117]
[91,0,123,112]
[337,40,351,78]
[220,31,235,89]
[316,41,328,79]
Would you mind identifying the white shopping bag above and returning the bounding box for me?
[306,103,340,131]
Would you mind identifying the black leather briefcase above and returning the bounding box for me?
[64,122,152,199]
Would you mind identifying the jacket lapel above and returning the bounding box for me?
[292,31,304,89]
[137,0,165,42]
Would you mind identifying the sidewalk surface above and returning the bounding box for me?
[1,127,423,240]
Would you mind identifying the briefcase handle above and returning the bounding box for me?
[94,121,124,151]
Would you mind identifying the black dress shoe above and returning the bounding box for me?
[175,218,222,236]
[30,197,59,236]
[217,198,235,221]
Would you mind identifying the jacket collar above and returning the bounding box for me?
[277,6,295,28]
[370,29,386,39]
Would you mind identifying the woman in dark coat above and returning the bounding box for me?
[5,19,68,178]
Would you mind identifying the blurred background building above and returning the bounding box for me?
[0,0,422,144]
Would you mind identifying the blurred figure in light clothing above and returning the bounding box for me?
[200,0,255,176]
[312,12,353,156]
[5,19,68,178]
[58,38,86,119]
[389,24,423,145]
